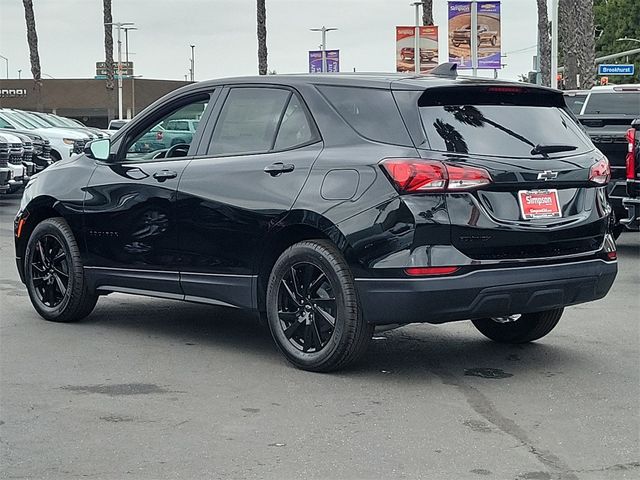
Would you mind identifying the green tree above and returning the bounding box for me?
[594,0,640,84]
[422,0,433,26]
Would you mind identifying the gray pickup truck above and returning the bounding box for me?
[577,84,640,236]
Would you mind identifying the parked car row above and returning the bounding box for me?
[0,108,109,195]
[563,84,640,236]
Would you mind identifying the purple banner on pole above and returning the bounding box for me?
[309,50,340,73]
[448,1,501,69]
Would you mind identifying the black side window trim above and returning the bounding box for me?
[198,85,322,158]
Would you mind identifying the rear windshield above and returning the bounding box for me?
[583,92,640,115]
[419,104,593,157]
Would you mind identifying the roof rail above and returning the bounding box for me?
[430,62,458,78]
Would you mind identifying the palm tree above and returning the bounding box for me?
[422,0,434,26]
[577,0,595,88]
[103,0,115,91]
[257,0,268,75]
[536,0,551,86]
[22,0,42,110]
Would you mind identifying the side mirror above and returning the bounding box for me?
[84,138,111,161]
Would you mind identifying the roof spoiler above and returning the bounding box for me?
[430,62,458,78]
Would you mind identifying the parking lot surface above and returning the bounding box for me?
[1,192,638,480]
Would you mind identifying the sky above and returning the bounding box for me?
[0,0,543,81]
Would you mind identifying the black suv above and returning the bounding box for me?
[15,66,617,372]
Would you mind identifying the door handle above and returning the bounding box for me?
[263,162,295,177]
[153,170,178,182]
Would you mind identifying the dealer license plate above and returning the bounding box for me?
[518,189,562,219]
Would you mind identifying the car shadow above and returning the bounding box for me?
[78,295,593,382]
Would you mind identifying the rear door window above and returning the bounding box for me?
[208,87,290,156]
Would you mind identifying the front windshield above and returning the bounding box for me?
[39,114,68,127]
[2,112,35,129]
[15,112,51,128]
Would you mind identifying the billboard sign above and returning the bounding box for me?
[308,50,340,73]
[396,26,439,74]
[448,1,501,69]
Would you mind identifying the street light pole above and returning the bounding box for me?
[123,26,137,65]
[550,0,559,89]
[470,0,479,75]
[411,2,421,74]
[0,54,8,79]
[105,22,135,120]
[190,44,195,81]
[310,26,337,73]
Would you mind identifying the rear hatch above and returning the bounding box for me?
[397,84,609,261]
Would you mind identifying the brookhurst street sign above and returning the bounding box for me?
[597,64,635,76]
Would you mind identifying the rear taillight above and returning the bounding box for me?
[380,158,492,193]
[626,128,636,180]
[589,157,610,185]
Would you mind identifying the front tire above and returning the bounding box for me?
[24,218,98,322]
[265,240,373,372]
[471,308,563,344]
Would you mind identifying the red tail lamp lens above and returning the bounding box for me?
[607,251,617,261]
[380,159,492,193]
[405,266,460,276]
[589,157,611,185]
[626,128,636,180]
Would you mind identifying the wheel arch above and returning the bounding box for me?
[255,211,349,312]
[15,196,68,279]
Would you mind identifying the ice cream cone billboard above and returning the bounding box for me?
[448,1,501,69]
[396,26,439,74]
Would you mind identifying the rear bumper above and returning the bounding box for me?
[621,197,640,230]
[356,259,617,325]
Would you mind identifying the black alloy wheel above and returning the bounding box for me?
[266,240,373,372]
[30,234,69,308]
[278,262,337,353]
[25,218,98,322]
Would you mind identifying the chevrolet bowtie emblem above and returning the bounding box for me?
[537,170,559,181]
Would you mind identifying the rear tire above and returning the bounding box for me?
[266,240,373,372]
[471,308,563,344]
[24,218,98,322]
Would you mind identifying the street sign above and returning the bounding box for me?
[597,64,634,76]
[308,50,339,73]
[96,61,134,77]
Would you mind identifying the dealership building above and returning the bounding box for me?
[0,78,190,128]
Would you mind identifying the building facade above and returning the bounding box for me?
[0,78,191,128]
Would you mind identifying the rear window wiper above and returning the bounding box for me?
[530,144,578,156]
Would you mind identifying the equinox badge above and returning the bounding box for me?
[537,170,559,181]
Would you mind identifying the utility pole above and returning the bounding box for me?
[123,26,137,65]
[411,2,421,74]
[310,26,337,73]
[190,44,195,81]
[470,0,479,75]
[105,21,135,120]
[551,0,559,88]
[18,69,22,79]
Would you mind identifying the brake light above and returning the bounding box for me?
[626,128,636,180]
[405,266,460,276]
[487,86,525,94]
[380,159,492,193]
[589,157,610,185]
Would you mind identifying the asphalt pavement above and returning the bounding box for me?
[1,192,638,480]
